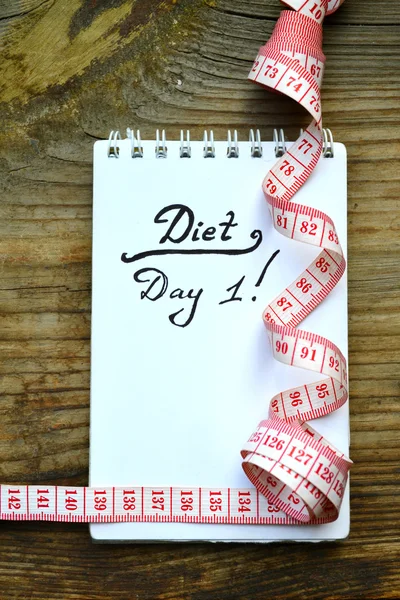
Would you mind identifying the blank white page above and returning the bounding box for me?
[89,139,349,542]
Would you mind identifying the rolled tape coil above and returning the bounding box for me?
[241,0,351,524]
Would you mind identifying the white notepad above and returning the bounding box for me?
[89,135,349,542]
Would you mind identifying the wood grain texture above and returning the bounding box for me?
[0,0,399,598]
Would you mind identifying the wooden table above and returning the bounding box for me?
[1,1,399,598]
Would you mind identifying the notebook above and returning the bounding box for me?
[89,131,349,542]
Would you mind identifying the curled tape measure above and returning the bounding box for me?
[2,0,351,526]
[241,0,352,525]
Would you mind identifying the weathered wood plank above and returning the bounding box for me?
[0,0,399,598]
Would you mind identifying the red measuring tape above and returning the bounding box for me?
[2,0,351,526]
[242,0,351,525]
[0,483,341,524]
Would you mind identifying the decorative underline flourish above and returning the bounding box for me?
[121,229,263,263]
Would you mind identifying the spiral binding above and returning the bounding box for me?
[126,128,143,158]
[203,130,215,158]
[180,130,191,158]
[227,130,239,158]
[322,128,334,158]
[107,130,121,158]
[155,129,167,158]
[107,129,335,158]
[273,128,286,157]
[249,129,262,158]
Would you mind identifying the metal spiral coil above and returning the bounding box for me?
[249,129,262,157]
[107,130,121,158]
[180,130,191,158]
[106,129,335,158]
[227,130,239,158]
[126,128,143,158]
[322,128,334,158]
[203,130,215,158]
[155,129,167,158]
[273,128,286,157]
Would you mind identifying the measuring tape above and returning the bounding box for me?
[242,0,351,525]
[0,481,343,524]
[2,0,351,526]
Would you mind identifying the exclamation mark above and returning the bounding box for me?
[252,249,280,301]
